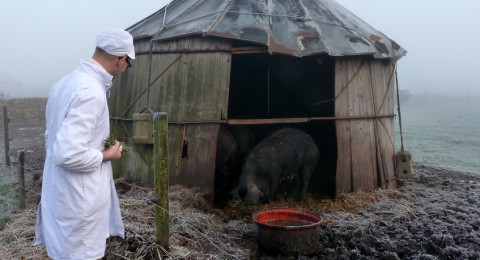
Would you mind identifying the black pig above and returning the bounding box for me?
[231,128,319,205]
[215,126,237,177]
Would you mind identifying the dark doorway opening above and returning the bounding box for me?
[228,53,334,119]
[214,49,337,206]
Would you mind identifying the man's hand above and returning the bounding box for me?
[102,140,122,161]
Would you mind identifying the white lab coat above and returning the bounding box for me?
[34,60,124,260]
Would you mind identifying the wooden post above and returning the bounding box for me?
[17,150,25,209]
[3,106,11,166]
[153,112,169,249]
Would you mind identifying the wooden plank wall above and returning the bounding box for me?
[369,60,397,189]
[109,36,231,193]
[335,56,396,194]
[110,38,153,184]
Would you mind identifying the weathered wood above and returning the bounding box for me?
[184,37,206,120]
[17,150,25,209]
[153,112,169,249]
[229,118,309,124]
[370,60,397,189]
[109,37,232,196]
[3,106,10,166]
[348,57,375,192]
[368,60,385,188]
[169,124,219,197]
[334,58,352,193]
[335,57,385,193]
[143,37,231,121]
[231,46,268,54]
[227,116,394,125]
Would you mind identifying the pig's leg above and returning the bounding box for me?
[294,161,316,202]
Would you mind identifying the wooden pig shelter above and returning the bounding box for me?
[108,0,407,201]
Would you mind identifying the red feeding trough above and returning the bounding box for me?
[253,207,322,256]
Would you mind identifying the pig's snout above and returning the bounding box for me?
[242,184,264,205]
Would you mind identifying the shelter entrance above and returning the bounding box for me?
[217,49,338,203]
[228,53,334,119]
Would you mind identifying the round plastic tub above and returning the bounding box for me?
[253,207,322,256]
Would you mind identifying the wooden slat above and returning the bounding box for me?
[132,41,151,115]
[370,60,396,189]
[348,57,375,192]
[228,118,310,124]
[368,60,385,189]
[334,57,352,193]
[166,38,189,120]
[183,37,202,120]
[214,38,232,120]
[173,124,219,196]
[335,57,382,193]
[231,46,268,54]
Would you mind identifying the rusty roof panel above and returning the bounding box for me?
[152,0,230,40]
[127,0,406,59]
[209,0,270,44]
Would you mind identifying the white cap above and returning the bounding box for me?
[96,28,135,59]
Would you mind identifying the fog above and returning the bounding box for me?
[337,0,480,98]
[1,0,479,98]
[0,0,169,98]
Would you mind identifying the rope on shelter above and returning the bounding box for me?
[377,63,396,115]
[313,58,366,107]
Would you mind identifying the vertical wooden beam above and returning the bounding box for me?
[153,112,169,249]
[370,61,397,189]
[3,106,10,166]
[17,150,25,209]
[334,58,352,194]
[368,60,386,189]
[349,57,376,192]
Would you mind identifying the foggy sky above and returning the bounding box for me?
[1,0,479,98]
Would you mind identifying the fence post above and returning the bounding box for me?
[3,106,10,166]
[153,112,169,249]
[17,150,25,209]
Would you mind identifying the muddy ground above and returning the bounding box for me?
[1,121,480,259]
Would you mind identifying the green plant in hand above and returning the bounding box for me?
[103,135,132,153]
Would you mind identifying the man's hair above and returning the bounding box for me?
[93,47,118,61]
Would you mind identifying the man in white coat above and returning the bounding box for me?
[34,28,135,260]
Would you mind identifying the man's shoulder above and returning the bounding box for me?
[62,70,104,94]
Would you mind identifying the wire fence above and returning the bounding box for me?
[1,148,246,259]
[2,151,41,199]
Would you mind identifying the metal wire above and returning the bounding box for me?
[149,201,241,260]
[1,152,245,259]
[6,157,42,197]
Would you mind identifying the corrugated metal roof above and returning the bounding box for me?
[127,0,406,59]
